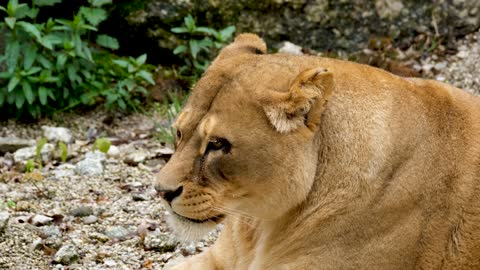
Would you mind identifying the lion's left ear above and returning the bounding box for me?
[262,68,334,133]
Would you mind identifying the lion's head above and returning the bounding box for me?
[154,34,334,240]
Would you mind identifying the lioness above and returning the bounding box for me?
[154,34,480,269]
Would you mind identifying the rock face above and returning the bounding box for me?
[0,137,35,154]
[107,0,480,63]
[41,126,74,144]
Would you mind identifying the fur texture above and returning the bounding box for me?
[155,34,480,270]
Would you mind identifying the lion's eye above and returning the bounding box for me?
[176,130,182,140]
[207,138,231,153]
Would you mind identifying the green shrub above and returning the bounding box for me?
[154,93,187,144]
[0,0,155,118]
[172,15,235,82]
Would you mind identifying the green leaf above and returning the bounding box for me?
[189,40,201,59]
[15,91,25,109]
[5,17,16,29]
[135,70,155,85]
[96,34,119,50]
[17,21,42,40]
[173,45,187,55]
[7,76,20,92]
[112,59,129,68]
[171,27,188,33]
[56,53,67,69]
[21,81,34,104]
[25,7,39,18]
[36,55,53,69]
[5,40,19,72]
[219,25,236,41]
[67,64,77,82]
[0,72,12,79]
[79,7,107,26]
[198,38,213,50]
[43,34,64,46]
[22,66,42,76]
[36,138,47,161]
[195,27,217,36]
[93,138,111,153]
[117,99,126,110]
[35,0,63,6]
[136,54,147,66]
[58,141,68,162]
[23,45,37,70]
[38,86,48,105]
[184,15,195,32]
[91,0,112,7]
[25,159,35,172]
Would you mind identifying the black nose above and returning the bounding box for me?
[156,186,183,204]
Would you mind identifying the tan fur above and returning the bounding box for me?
[155,34,480,269]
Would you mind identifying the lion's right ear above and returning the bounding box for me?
[213,33,267,63]
[261,68,334,133]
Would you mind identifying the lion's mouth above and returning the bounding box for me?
[174,212,225,224]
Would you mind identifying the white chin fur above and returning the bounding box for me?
[167,214,217,241]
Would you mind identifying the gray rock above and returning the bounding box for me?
[31,214,53,226]
[104,226,131,240]
[38,225,62,238]
[75,159,103,176]
[84,151,106,162]
[51,164,76,179]
[70,206,93,217]
[0,183,10,194]
[14,144,54,163]
[31,237,43,251]
[0,211,10,233]
[82,215,98,225]
[124,150,148,165]
[44,236,63,250]
[106,145,120,157]
[0,137,35,154]
[42,126,74,144]
[278,41,303,55]
[52,244,79,265]
[144,231,179,252]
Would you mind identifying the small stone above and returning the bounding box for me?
[434,62,448,70]
[124,150,148,165]
[15,200,32,211]
[31,214,53,226]
[53,244,79,265]
[0,137,35,154]
[85,151,106,162]
[13,144,54,163]
[52,164,76,179]
[278,41,303,55]
[0,183,10,194]
[104,226,131,240]
[70,206,94,217]
[132,193,149,201]
[89,232,109,243]
[38,225,62,238]
[42,126,74,144]
[106,145,120,157]
[104,259,116,267]
[31,237,43,251]
[154,147,174,156]
[44,236,63,250]
[75,159,103,176]
[82,215,98,225]
[457,50,469,59]
[144,232,179,252]
[183,244,196,255]
[0,211,10,233]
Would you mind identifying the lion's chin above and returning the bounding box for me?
[166,213,224,241]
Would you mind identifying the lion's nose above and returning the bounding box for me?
[156,186,183,204]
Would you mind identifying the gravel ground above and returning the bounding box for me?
[0,30,479,270]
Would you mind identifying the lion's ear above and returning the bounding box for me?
[213,33,267,62]
[262,68,334,133]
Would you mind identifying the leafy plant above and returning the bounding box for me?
[25,159,35,172]
[58,141,68,162]
[0,0,155,118]
[93,137,111,153]
[171,15,235,81]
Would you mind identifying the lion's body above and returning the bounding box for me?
[156,34,480,269]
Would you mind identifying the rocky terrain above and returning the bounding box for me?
[0,30,479,270]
